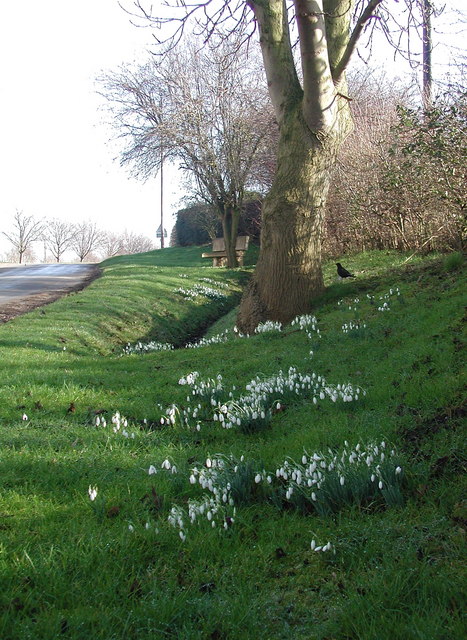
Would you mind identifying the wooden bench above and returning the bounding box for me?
[202,235,249,267]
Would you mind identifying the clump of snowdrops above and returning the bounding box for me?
[172,366,365,434]
[133,440,405,543]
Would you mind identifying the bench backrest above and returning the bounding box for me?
[211,236,249,252]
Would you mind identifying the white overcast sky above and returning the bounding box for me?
[0,0,183,257]
[0,0,464,259]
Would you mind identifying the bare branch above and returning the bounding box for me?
[333,0,384,85]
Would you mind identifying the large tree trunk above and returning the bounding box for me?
[237,105,345,333]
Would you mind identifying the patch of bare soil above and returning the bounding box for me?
[0,266,101,324]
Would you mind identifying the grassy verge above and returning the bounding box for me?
[0,248,465,640]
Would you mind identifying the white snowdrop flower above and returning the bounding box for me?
[395,466,402,475]
[22,413,29,421]
[211,521,216,528]
[122,429,129,438]
[255,474,262,484]
[189,474,196,484]
[179,531,186,542]
[128,524,134,532]
[311,539,316,550]
[160,417,165,425]
[95,416,100,427]
[276,402,282,410]
[88,485,98,501]
[148,465,157,475]
[267,475,272,484]
[378,481,383,489]
[196,423,201,432]
[171,465,177,474]
[340,476,345,486]
[302,455,308,465]
[206,458,212,468]
[315,546,322,552]
[207,511,212,521]
[311,492,317,501]
[240,455,244,462]
[371,474,376,482]
[161,459,171,470]
[145,522,150,530]
[380,453,385,461]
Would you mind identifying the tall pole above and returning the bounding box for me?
[422,0,433,111]
[160,154,165,249]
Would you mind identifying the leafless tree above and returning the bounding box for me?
[98,36,274,267]
[120,230,154,254]
[70,221,103,263]
[44,218,75,262]
[2,210,44,264]
[100,232,124,259]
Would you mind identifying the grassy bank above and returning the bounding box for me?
[0,247,465,639]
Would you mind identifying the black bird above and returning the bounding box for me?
[336,263,355,279]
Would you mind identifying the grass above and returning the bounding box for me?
[0,246,465,639]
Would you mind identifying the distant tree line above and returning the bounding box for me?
[1,211,155,264]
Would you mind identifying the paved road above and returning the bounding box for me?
[0,263,98,305]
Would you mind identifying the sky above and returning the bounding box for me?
[0,0,183,259]
[0,0,464,261]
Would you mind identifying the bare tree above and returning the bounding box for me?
[70,221,103,263]
[2,210,44,264]
[44,218,75,262]
[120,230,154,254]
[98,36,273,267]
[100,231,123,259]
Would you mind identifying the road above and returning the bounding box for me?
[0,263,100,321]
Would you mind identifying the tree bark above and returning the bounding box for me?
[221,207,240,268]
[237,104,346,331]
[237,0,353,332]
